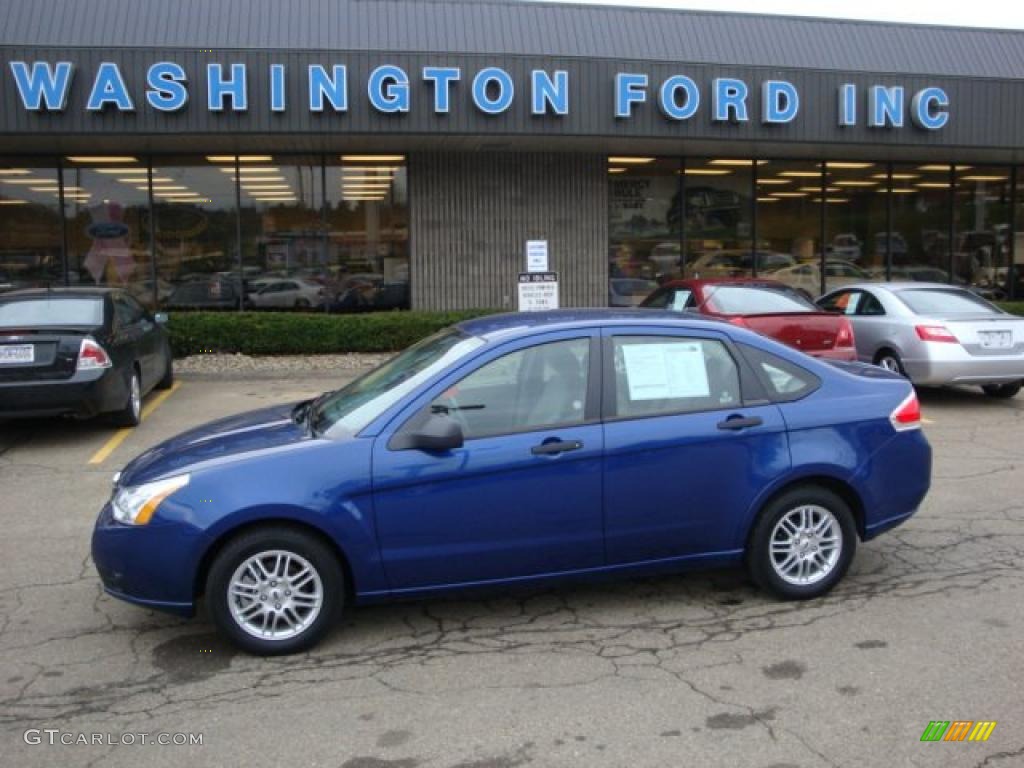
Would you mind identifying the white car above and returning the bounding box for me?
[771,259,871,299]
[250,278,325,309]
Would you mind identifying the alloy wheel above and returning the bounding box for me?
[228,550,324,641]
[769,505,843,586]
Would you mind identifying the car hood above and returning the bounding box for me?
[117,401,313,486]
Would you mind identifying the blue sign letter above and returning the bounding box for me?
[369,65,410,113]
[423,66,460,113]
[911,87,949,130]
[713,78,749,122]
[869,85,904,128]
[658,75,699,120]
[270,64,286,112]
[87,62,134,112]
[838,83,857,127]
[9,61,74,111]
[615,73,647,118]
[762,80,798,124]
[472,67,514,114]
[207,63,248,112]
[532,70,568,115]
[308,65,347,112]
[146,62,188,112]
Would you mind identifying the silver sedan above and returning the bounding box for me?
[817,282,1024,398]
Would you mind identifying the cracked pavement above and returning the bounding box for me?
[1,375,1022,767]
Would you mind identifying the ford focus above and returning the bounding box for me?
[92,310,931,654]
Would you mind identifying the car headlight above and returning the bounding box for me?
[111,474,190,525]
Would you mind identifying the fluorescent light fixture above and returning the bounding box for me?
[916,182,951,188]
[151,187,190,192]
[709,159,767,166]
[343,182,392,188]
[2,179,50,185]
[342,166,398,173]
[28,186,61,191]
[251,197,297,203]
[608,157,654,164]
[960,175,1008,182]
[93,168,146,174]
[756,197,780,203]
[341,155,405,162]
[218,167,280,174]
[241,184,292,191]
[812,198,851,203]
[66,156,138,163]
[0,199,29,204]
[798,187,840,193]
[770,192,808,198]
[156,192,203,198]
[229,176,287,183]
[756,179,793,185]
[684,169,731,176]
[918,164,953,172]
[340,176,394,182]
[205,155,274,163]
[873,173,921,180]
[891,188,917,194]
[0,169,31,176]
[343,197,386,202]
[834,181,879,187]
[826,162,874,169]
[780,171,821,178]
[607,168,627,174]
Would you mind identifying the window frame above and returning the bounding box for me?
[736,342,821,403]
[600,326,768,423]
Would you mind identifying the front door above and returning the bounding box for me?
[601,329,790,564]
[372,333,604,591]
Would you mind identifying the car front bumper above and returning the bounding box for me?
[0,367,126,418]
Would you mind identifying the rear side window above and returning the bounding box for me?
[0,298,103,328]
[739,344,820,401]
[611,336,742,418]
[703,284,815,314]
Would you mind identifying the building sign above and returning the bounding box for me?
[517,272,559,312]
[525,240,549,273]
[4,60,950,130]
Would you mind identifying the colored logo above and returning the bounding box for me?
[920,721,997,742]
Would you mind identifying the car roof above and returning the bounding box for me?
[657,277,789,290]
[0,286,115,299]
[826,281,960,294]
[456,309,732,341]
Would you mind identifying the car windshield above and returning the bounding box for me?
[896,288,1001,316]
[0,297,104,327]
[702,284,816,314]
[312,328,484,436]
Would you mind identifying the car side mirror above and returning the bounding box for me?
[391,414,464,452]
[153,312,168,325]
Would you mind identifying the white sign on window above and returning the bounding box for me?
[517,272,559,312]
[622,342,710,400]
[525,240,549,273]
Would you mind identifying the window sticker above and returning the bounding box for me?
[622,342,711,401]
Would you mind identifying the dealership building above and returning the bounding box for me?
[1,0,1022,312]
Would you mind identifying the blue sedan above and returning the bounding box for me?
[92,310,931,654]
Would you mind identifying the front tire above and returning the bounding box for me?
[982,382,1021,399]
[747,486,857,600]
[206,526,344,655]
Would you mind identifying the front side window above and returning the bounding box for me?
[425,338,591,440]
[818,290,859,314]
[612,336,741,418]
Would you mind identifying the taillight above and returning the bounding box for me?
[890,390,921,432]
[836,319,855,347]
[915,324,958,343]
[77,338,112,371]
[727,316,748,328]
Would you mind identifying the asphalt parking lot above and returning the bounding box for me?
[1,370,1023,768]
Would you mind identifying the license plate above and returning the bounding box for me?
[979,331,1013,350]
[0,344,34,364]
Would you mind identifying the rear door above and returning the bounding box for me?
[601,327,790,564]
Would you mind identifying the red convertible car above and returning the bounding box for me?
[641,278,857,361]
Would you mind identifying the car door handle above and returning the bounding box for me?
[531,439,583,456]
[716,416,763,431]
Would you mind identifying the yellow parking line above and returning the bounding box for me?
[88,381,181,466]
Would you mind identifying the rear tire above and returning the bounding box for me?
[155,347,174,390]
[747,485,857,600]
[874,349,905,377]
[206,526,344,655]
[110,368,141,427]
[982,382,1022,399]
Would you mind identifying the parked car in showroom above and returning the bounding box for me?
[92,309,930,654]
[770,259,871,298]
[641,278,857,360]
[165,277,249,311]
[0,288,173,426]
[817,283,1024,398]
[250,278,326,310]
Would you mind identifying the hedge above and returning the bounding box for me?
[168,310,499,357]
[997,302,1024,317]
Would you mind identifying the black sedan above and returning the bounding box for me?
[0,288,173,426]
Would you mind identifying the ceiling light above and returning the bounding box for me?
[799,187,840,193]
[608,157,654,164]
[93,168,147,174]
[916,182,951,188]
[151,186,190,191]
[219,167,280,174]
[891,188,917,194]
[918,164,953,172]
[340,176,394,182]
[0,199,28,204]
[960,175,1008,182]
[0,169,31,176]
[205,155,274,163]
[780,171,821,178]
[812,198,851,203]
[834,181,879,187]
[756,197,780,203]
[341,155,405,162]
[770,192,808,198]
[607,168,627,174]
[826,162,875,169]
[756,179,793,185]
[2,179,49,185]
[242,184,292,191]
[28,186,61,191]
[342,166,398,173]
[156,192,203,198]
[251,197,297,203]
[709,159,767,166]
[228,176,287,183]
[683,169,731,176]
[872,173,920,180]
[66,156,138,163]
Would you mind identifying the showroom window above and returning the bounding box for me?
[890,163,952,282]
[954,165,1012,299]
[684,159,753,280]
[0,157,63,290]
[756,160,823,292]
[62,157,152,305]
[608,157,680,306]
[325,155,410,313]
[823,162,887,292]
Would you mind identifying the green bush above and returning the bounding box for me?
[168,310,500,357]
[997,302,1024,317]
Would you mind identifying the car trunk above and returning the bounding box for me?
[937,314,1024,356]
[0,327,94,382]
[736,312,851,356]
